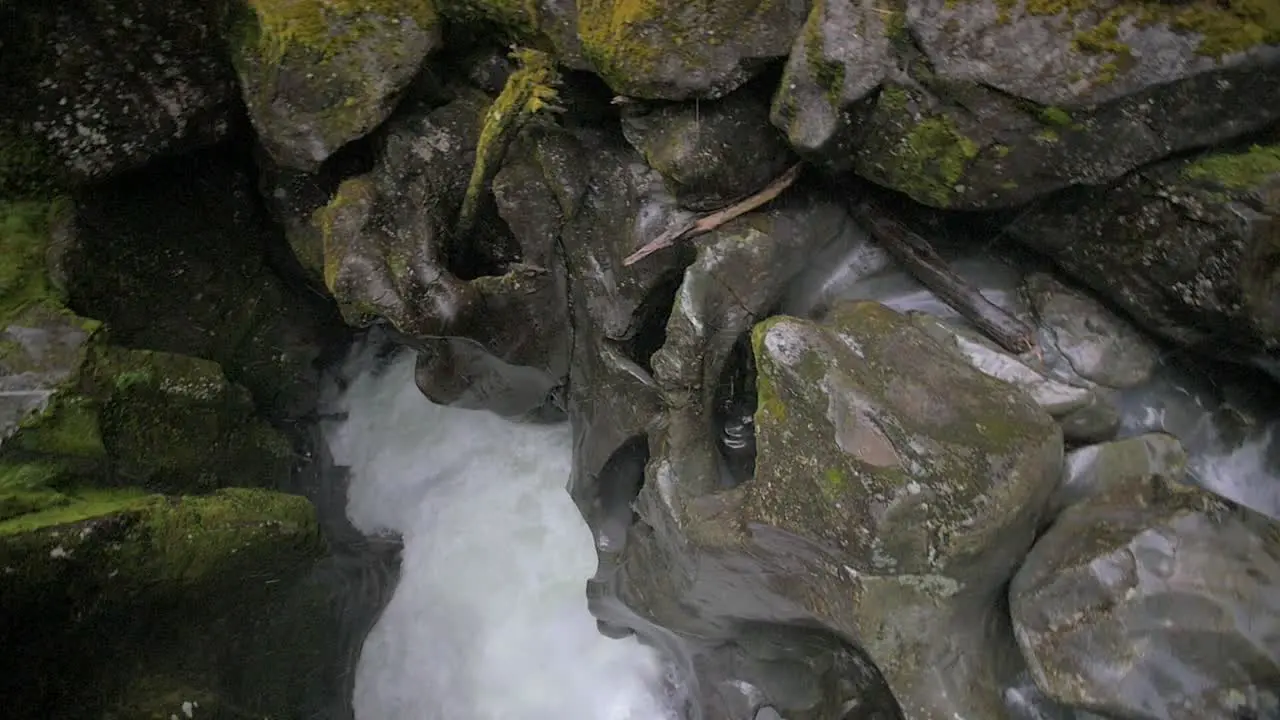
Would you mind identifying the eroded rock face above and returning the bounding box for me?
[1012,468,1280,719]
[773,0,1280,208]
[618,301,1063,719]
[1009,143,1280,363]
[577,0,811,100]
[228,0,442,171]
[316,91,571,397]
[0,0,236,187]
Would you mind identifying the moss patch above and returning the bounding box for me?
[1182,144,1280,189]
[873,87,980,207]
[1,200,65,322]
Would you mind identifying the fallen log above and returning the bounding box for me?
[622,163,803,266]
[850,198,1038,355]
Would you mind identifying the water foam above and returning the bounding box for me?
[324,347,682,720]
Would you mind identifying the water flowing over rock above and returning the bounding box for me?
[227,0,443,171]
[617,300,1063,719]
[0,0,236,187]
[1011,467,1280,719]
[1008,143,1280,365]
[773,0,1280,208]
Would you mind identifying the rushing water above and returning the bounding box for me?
[320,343,689,720]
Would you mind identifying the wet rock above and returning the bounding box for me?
[65,150,348,423]
[777,0,1280,208]
[618,301,1063,720]
[1052,432,1187,512]
[1056,394,1121,446]
[621,86,796,210]
[316,91,569,392]
[577,0,809,100]
[1024,272,1160,390]
[1011,467,1280,719]
[1008,143,1280,364]
[0,0,235,188]
[227,0,442,171]
[0,487,324,719]
[435,0,586,68]
[413,336,561,420]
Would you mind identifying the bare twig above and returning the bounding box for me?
[622,163,804,266]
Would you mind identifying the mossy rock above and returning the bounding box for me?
[84,346,295,494]
[228,0,443,171]
[577,0,809,100]
[0,487,324,719]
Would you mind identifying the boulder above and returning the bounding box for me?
[773,0,1280,208]
[621,84,797,211]
[577,0,810,100]
[64,150,348,423]
[617,301,1063,719]
[1011,466,1280,719]
[0,0,235,189]
[1008,143,1280,365]
[1051,432,1187,512]
[0,487,324,719]
[227,0,442,171]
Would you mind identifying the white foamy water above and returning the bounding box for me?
[323,348,682,720]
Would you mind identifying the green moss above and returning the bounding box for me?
[1038,106,1072,126]
[802,0,846,107]
[243,0,439,62]
[577,0,665,84]
[457,48,561,239]
[0,486,153,535]
[1182,144,1280,189]
[820,467,848,500]
[751,319,788,423]
[11,394,105,460]
[315,176,377,293]
[1,200,63,322]
[873,88,980,207]
[1035,128,1061,143]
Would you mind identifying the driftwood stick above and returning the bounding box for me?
[622,163,804,266]
[850,199,1037,355]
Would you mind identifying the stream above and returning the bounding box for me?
[312,234,1279,720]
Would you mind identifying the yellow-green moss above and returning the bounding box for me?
[1035,128,1061,143]
[953,0,1278,60]
[577,0,665,84]
[1182,144,1280,189]
[457,48,561,238]
[1,200,64,321]
[802,0,846,107]
[874,88,980,207]
[0,485,153,535]
[243,0,439,62]
[314,176,377,292]
[1038,106,1073,126]
[751,319,788,423]
[10,394,105,460]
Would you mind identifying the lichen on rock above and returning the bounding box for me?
[577,0,809,100]
[229,0,443,170]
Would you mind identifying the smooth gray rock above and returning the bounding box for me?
[1012,471,1280,720]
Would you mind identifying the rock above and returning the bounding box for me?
[1023,272,1160,390]
[617,301,1063,719]
[414,336,562,420]
[316,91,570,397]
[621,85,796,210]
[1008,143,1280,364]
[779,0,1280,208]
[227,0,442,171]
[1056,394,1121,446]
[0,0,236,188]
[1011,467,1280,719]
[577,0,809,100]
[64,150,348,423]
[1052,432,1187,512]
[84,346,295,493]
[0,487,324,719]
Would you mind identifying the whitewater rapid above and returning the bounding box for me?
[322,347,684,720]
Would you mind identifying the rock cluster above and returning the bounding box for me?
[1,0,1278,718]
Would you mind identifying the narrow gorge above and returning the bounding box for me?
[1,1,1278,719]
